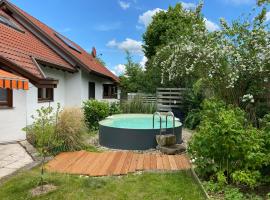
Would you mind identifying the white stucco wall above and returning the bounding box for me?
[0,66,119,143]
[0,90,27,143]
[26,67,67,124]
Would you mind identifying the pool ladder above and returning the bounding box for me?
[153,111,175,135]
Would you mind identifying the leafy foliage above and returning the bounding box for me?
[109,102,122,115]
[188,99,267,187]
[26,105,86,155]
[119,51,146,95]
[154,8,270,124]
[83,100,110,130]
[25,105,61,156]
[184,109,201,130]
[142,3,206,91]
[120,96,156,114]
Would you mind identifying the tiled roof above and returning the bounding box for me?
[0,9,75,79]
[5,1,119,82]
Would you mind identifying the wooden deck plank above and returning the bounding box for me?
[46,151,191,177]
[112,152,128,175]
[182,155,191,169]
[156,154,164,170]
[45,152,70,169]
[46,152,79,171]
[106,152,123,175]
[150,154,157,170]
[72,152,98,175]
[143,153,151,170]
[84,152,106,175]
[168,155,178,170]
[97,152,118,176]
[120,152,133,174]
[68,152,94,174]
[60,151,86,173]
[89,152,110,176]
[161,155,171,170]
[128,153,139,173]
[136,154,144,171]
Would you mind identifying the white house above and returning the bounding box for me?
[0,0,119,143]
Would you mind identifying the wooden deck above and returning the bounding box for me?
[46,151,191,177]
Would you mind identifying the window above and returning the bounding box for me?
[103,84,117,99]
[0,15,23,32]
[0,88,12,108]
[55,33,81,53]
[88,82,95,99]
[38,88,54,102]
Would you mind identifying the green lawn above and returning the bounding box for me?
[0,169,206,200]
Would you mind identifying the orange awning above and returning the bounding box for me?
[0,69,29,90]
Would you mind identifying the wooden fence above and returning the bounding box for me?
[156,88,187,112]
[126,88,188,112]
[127,93,156,104]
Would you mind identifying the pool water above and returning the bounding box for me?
[99,114,182,129]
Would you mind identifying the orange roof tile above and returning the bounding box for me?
[0,9,75,79]
[3,1,119,82]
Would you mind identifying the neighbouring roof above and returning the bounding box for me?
[0,0,119,83]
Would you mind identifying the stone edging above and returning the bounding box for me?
[190,166,210,199]
[18,140,42,161]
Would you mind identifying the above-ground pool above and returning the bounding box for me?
[99,114,183,150]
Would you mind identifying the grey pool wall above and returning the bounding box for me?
[99,124,182,150]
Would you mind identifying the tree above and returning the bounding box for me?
[142,3,206,91]
[154,9,270,123]
[26,105,61,190]
[119,51,146,96]
[257,0,270,5]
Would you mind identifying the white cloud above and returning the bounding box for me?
[204,18,219,32]
[139,56,147,69]
[223,0,255,5]
[115,64,126,75]
[119,1,130,10]
[107,38,143,54]
[111,64,126,75]
[180,1,196,10]
[107,39,117,47]
[138,8,164,27]
[266,12,270,22]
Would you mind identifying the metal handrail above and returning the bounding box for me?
[153,112,162,135]
[166,111,175,135]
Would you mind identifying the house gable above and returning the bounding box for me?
[0,0,119,83]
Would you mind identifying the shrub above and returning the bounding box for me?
[25,105,86,155]
[83,100,110,130]
[55,107,86,152]
[120,96,156,114]
[109,102,122,115]
[188,99,266,187]
[184,109,201,130]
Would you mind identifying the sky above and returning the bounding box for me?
[10,0,258,75]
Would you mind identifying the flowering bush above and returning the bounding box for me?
[154,9,270,122]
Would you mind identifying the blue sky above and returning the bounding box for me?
[11,0,257,75]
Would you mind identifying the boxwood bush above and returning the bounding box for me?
[83,100,110,130]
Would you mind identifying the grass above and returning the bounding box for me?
[0,169,206,200]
